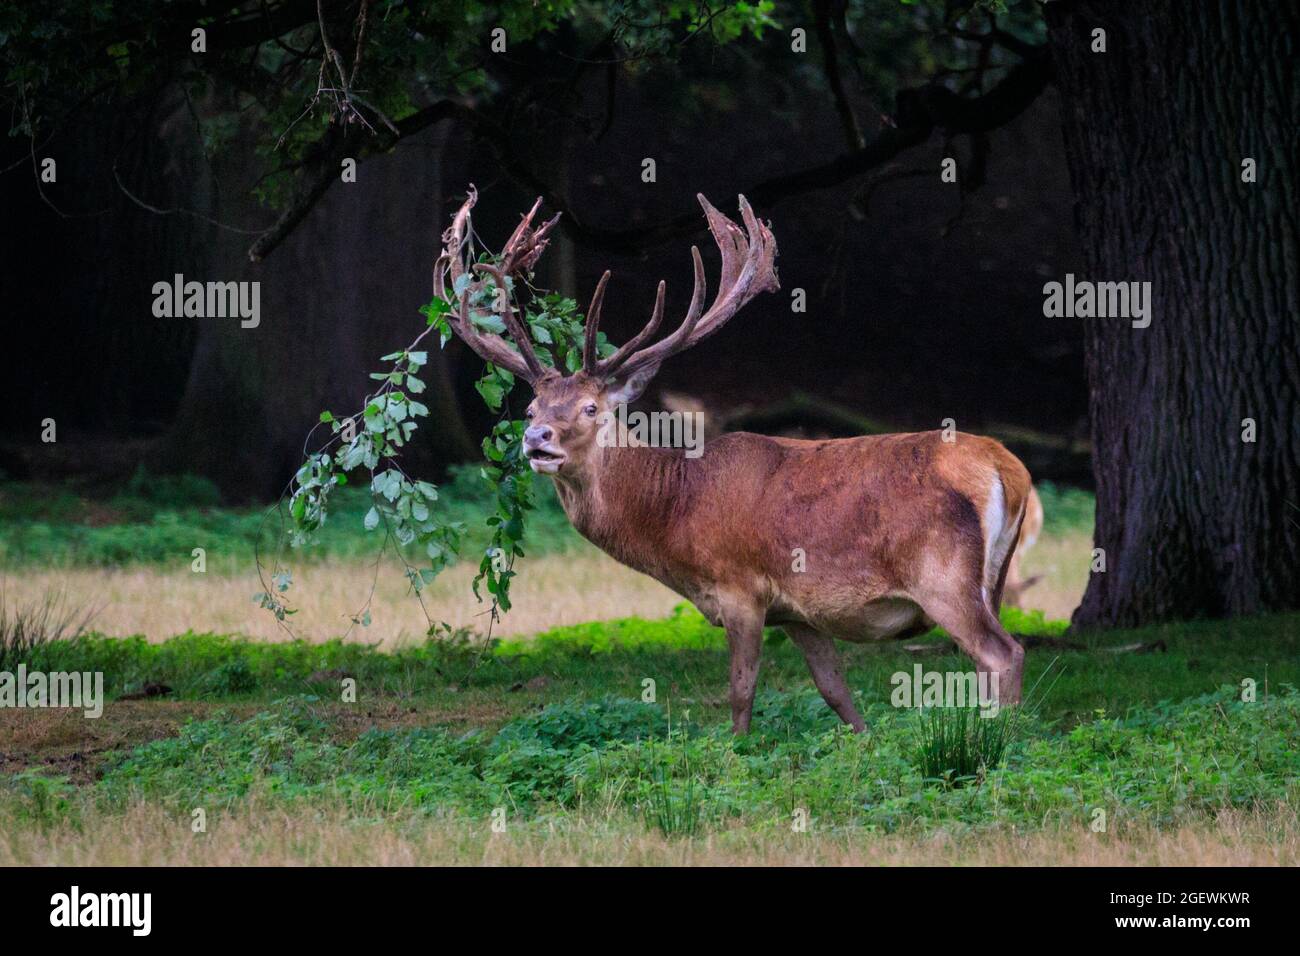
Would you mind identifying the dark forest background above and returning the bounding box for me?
[1,0,1295,631]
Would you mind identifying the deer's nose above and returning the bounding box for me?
[525,424,553,444]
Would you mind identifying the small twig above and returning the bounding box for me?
[18,82,109,219]
[350,0,370,87]
[112,163,272,235]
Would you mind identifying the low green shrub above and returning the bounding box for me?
[91,684,1300,836]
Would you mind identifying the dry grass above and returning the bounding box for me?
[3,551,682,647]
[2,532,1092,646]
[3,802,1293,866]
[1013,530,1091,622]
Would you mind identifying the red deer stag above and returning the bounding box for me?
[436,187,1032,733]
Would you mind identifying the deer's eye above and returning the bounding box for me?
[525,408,535,420]
[584,404,598,417]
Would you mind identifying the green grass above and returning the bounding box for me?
[2,610,1296,843]
[3,472,1294,848]
[18,677,1295,835]
[912,706,1021,786]
[0,467,583,569]
[1035,480,1096,534]
[11,607,1296,726]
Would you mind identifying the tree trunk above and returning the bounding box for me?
[1045,0,1299,628]
[162,123,480,500]
[0,89,208,446]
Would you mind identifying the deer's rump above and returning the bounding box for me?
[684,429,1033,641]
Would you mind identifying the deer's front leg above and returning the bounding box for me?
[722,607,764,734]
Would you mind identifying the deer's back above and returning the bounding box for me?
[669,429,1031,630]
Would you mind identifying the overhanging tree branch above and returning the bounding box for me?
[247,48,1050,261]
[555,50,1052,252]
[247,98,464,261]
[813,0,866,151]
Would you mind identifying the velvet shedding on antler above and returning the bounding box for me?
[433,185,559,382]
[437,187,778,384]
[585,194,780,380]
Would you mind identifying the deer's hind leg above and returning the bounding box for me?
[785,624,866,732]
[912,475,1028,707]
[918,590,1024,707]
[911,534,1024,707]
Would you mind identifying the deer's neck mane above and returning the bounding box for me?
[550,444,703,577]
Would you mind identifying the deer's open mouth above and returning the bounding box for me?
[525,446,566,474]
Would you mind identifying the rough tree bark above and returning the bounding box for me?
[1046,0,1299,628]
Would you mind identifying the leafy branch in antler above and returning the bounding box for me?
[259,187,612,632]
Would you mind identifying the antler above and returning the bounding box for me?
[434,185,559,383]
[585,194,779,380]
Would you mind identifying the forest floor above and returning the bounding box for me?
[3,606,1296,865]
[2,475,1296,865]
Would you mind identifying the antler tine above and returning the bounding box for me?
[595,279,668,377]
[501,198,561,274]
[472,262,548,379]
[515,212,561,272]
[437,187,557,383]
[435,185,476,302]
[449,278,537,378]
[702,194,745,298]
[689,194,778,343]
[582,271,611,373]
[502,197,544,256]
[597,249,702,379]
[602,195,778,380]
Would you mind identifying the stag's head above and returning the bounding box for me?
[435,186,778,478]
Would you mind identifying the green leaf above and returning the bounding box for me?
[470,311,507,334]
[364,507,380,531]
[421,298,451,321]
[372,470,402,502]
[475,377,505,411]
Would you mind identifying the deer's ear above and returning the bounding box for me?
[605,362,661,406]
